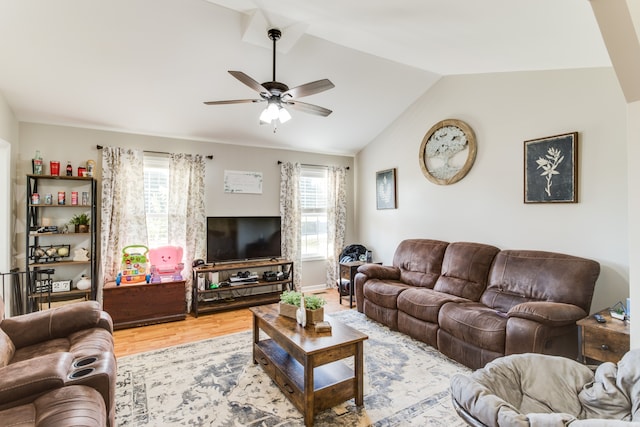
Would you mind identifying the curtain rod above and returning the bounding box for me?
[277,160,349,170]
[96,145,213,159]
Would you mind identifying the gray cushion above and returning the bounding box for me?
[451,350,640,427]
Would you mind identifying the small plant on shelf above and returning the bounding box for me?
[70,213,90,233]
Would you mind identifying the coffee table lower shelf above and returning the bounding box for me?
[254,339,357,416]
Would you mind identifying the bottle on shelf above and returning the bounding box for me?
[86,159,96,177]
[32,150,43,175]
[66,161,73,176]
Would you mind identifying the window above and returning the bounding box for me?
[143,154,169,248]
[300,166,328,259]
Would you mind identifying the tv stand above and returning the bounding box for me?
[191,259,293,317]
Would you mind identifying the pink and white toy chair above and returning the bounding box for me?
[148,245,185,283]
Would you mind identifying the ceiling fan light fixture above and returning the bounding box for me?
[278,106,291,123]
[260,101,280,124]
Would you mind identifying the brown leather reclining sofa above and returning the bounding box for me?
[354,239,600,369]
[0,299,117,426]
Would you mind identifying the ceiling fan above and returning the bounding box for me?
[203,28,334,129]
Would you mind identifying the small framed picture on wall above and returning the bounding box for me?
[524,132,578,203]
[376,168,397,209]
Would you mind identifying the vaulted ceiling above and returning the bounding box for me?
[0,0,611,155]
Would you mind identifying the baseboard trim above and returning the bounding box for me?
[300,284,330,294]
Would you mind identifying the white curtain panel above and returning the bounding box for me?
[326,166,347,288]
[279,162,302,290]
[169,153,206,312]
[100,147,147,285]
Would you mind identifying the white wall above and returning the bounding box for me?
[0,92,19,265]
[0,92,19,314]
[356,67,628,315]
[15,123,355,289]
[629,100,640,347]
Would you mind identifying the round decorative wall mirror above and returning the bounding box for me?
[419,119,477,185]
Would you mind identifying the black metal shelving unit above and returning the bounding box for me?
[25,175,97,312]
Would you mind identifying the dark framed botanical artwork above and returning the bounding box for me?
[376,168,397,209]
[524,132,578,203]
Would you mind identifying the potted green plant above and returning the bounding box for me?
[279,290,326,324]
[70,213,90,233]
[279,290,301,319]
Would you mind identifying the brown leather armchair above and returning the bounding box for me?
[0,299,116,426]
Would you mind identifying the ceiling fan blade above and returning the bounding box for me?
[203,99,264,105]
[284,100,332,117]
[282,79,334,99]
[228,71,271,97]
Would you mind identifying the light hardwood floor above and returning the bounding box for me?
[113,289,352,358]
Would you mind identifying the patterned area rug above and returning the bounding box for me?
[115,310,470,426]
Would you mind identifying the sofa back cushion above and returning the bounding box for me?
[481,250,600,313]
[434,242,500,300]
[392,239,449,288]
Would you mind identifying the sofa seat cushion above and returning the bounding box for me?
[363,280,411,309]
[0,385,107,427]
[439,302,507,354]
[397,288,468,323]
[11,328,114,364]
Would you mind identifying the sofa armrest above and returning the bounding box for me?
[508,302,588,327]
[1,301,112,349]
[354,264,401,312]
[0,352,75,408]
[98,310,114,333]
[356,264,400,280]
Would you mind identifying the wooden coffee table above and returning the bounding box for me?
[249,304,368,427]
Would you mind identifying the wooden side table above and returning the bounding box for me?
[338,261,382,308]
[338,261,365,308]
[577,309,630,364]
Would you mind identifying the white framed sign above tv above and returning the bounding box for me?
[224,170,263,194]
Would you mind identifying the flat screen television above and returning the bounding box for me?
[206,216,282,263]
